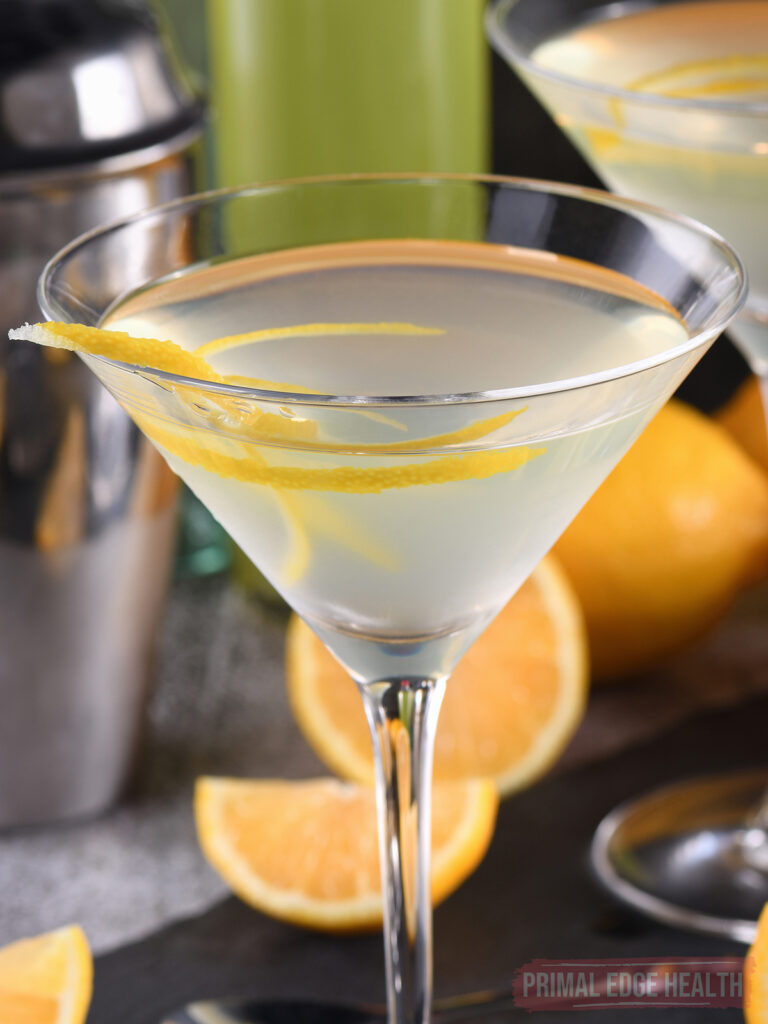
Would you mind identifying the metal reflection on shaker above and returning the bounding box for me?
[0,0,203,827]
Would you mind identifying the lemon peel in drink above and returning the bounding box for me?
[10,321,545,492]
[132,413,545,494]
[195,321,445,360]
[598,53,768,141]
[628,54,768,99]
[10,320,546,591]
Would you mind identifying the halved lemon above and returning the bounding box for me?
[286,556,587,797]
[195,776,498,932]
[554,400,768,679]
[0,925,92,1024]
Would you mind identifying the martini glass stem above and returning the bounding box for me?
[359,676,447,1024]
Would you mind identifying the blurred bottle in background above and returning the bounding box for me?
[0,0,203,826]
[207,0,489,185]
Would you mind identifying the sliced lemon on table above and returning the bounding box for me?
[745,903,768,1024]
[0,925,92,1024]
[195,776,498,932]
[286,555,587,796]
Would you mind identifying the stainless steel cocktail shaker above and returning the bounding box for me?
[0,0,203,826]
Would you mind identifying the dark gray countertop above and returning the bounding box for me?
[0,571,766,1020]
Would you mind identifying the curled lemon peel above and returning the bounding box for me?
[276,490,311,585]
[11,321,224,382]
[11,319,546,585]
[629,54,768,98]
[135,413,546,494]
[294,492,402,572]
[11,320,529,453]
[196,321,445,359]
[601,53,768,136]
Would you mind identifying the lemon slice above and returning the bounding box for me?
[0,925,92,1024]
[195,776,498,931]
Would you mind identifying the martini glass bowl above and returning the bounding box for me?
[489,0,768,942]
[38,175,746,1020]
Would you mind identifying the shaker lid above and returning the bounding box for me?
[0,0,204,174]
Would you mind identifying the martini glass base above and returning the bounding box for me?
[591,770,768,944]
[162,989,519,1023]
[162,999,383,1023]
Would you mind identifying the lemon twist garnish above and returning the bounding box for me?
[368,408,524,453]
[11,319,545,584]
[600,54,768,134]
[134,414,545,494]
[9,322,320,444]
[10,321,225,382]
[276,490,311,585]
[11,321,531,454]
[11,319,546,490]
[195,321,445,360]
[628,54,768,99]
[300,492,401,570]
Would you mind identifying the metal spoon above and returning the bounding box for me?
[164,988,518,1023]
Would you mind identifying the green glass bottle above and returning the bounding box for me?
[207,0,489,186]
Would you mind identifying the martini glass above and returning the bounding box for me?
[36,175,744,1022]
[489,0,768,942]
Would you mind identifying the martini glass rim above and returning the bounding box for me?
[487,0,768,117]
[38,172,748,408]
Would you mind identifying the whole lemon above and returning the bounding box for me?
[553,400,768,680]
[716,375,768,472]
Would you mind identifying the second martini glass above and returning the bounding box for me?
[35,176,744,1021]
[489,0,768,942]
